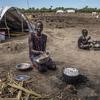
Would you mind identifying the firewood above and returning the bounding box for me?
[17,81,23,100]
[8,83,41,97]
[25,94,30,100]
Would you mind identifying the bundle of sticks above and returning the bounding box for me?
[0,71,49,100]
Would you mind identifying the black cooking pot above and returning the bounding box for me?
[63,68,80,85]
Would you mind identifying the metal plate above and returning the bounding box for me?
[15,75,30,81]
[34,54,50,64]
[16,63,32,70]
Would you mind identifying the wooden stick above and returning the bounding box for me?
[17,90,22,100]
[8,83,41,97]
[17,81,23,100]
[0,98,17,100]
[31,96,51,99]
[25,94,30,100]
[25,80,33,84]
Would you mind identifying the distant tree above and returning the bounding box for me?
[77,6,100,13]
[35,8,40,12]
[49,6,53,12]
[19,6,100,13]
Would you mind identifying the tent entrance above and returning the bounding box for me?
[0,7,32,42]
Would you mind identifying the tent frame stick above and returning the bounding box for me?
[4,13,10,38]
[21,18,24,32]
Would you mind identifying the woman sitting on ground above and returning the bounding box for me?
[78,29,92,50]
[28,21,56,72]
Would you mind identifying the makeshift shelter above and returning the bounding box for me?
[0,6,33,39]
[56,10,64,14]
[66,9,75,13]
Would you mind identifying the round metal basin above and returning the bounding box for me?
[63,67,80,85]
[16,63,32,70]
[15,75,30,81]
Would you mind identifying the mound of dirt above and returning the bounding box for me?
[31,14,100,28]
[0,41,27,53]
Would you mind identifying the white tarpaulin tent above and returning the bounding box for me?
[0,6,33,34]
[66,9,75,13]
[56,10,64,14]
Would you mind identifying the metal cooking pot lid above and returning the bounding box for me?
[15,75,30,81]
[63,68,79,77]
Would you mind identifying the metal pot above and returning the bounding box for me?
[63,68,80,85]
[92,41,100,50]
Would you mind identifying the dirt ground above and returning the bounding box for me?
[0,14,100,99]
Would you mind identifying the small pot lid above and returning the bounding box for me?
[63,67,79,77]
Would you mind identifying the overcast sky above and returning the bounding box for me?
[0,0,100,9]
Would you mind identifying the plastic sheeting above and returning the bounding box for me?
[0,6,34,32]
